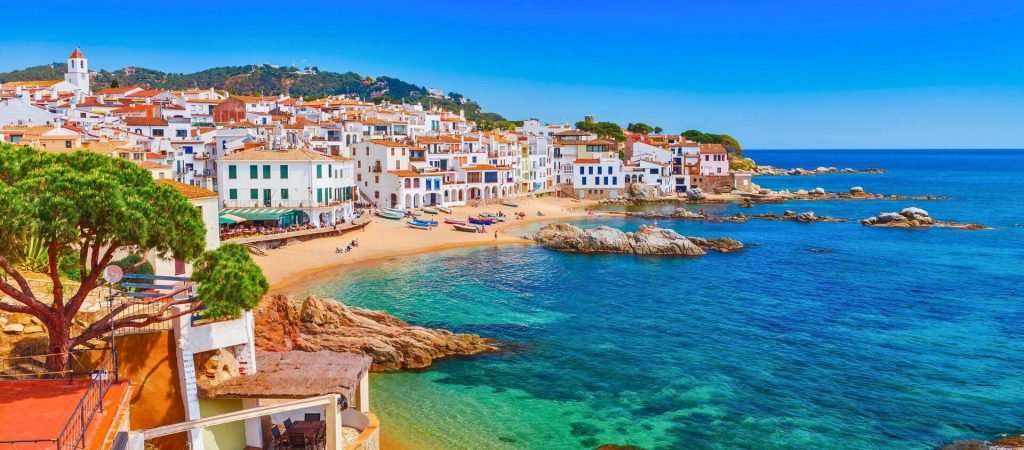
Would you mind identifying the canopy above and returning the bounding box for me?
[220,208,303,223]
[218,213,248,224]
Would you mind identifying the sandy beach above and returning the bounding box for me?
[259,196,602,295]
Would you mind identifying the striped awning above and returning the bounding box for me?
[220,208,303,221]
[218,213,248,224]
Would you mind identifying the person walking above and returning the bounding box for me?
[494,230,498,240]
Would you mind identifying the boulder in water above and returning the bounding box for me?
[532,223,742,256]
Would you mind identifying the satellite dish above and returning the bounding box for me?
[103,265,124,284]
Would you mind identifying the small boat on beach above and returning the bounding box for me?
[453,223,482,233]
[422,207,439,215]
[377,210,404,220]
[411,217,438,226]
[480,213,506,222]
[406,221,432,230]
[437,206,453,214]
[469,217,494,225]
[444,218,468,225]
[501,201,520,208]
[383,208,406,215]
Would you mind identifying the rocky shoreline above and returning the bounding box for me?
[254,294,499,371]
[624,208,845,224]
[748,165,886,176]
[860,207,989,230]
[600,186,949,206]
[532,223,743,256]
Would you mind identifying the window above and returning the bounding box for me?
[579,167,585,175]
[597,166,603,175]
[263,189,272,206]
[152,129,164,137]
[588,166,594,175]
[176,129,187,138]
[328,165,332,178]
[607,166,613,174]
[250,189,258,199]
[581,177,587,185]
[612,176,618,185]
[317,189,323,204]
[317,165,323,178]
[65,140,72,149]
[604,176,609,185]
[228,165,237,179]
[280,165,289,179]
[249,165,258,179]
[281,189,289,200]
[229,189,237,199]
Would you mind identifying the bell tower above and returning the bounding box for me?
[65,47,91,95]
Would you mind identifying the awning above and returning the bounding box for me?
[220,208,303,222]
[218,213,248,224]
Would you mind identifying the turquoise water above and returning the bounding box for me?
[312,150,1024,449]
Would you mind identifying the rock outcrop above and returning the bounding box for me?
[751,166,887,176]
[532,223,742,256]
[860,207,989,230]
[685,188,706,201]
[626,183,660,200]
[254,294,499,371]
[625,209,844,224]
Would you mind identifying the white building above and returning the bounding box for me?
[572,156,625,199]
[64,48,92,97]
[217,148,355,226]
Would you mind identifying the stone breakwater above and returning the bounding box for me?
[750,165,886,176]
[625,208,845,224]
[254,294,499,371]
[532,223,743,256]
[860,207,989,230]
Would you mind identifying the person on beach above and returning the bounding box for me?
[494,230,498,240]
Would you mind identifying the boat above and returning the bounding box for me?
[406,221,432,230]
[383,208,407,216]
[411,218,438,227]
[501,201,520,208]
[444,218,468,225]
[377,210,404,220]
[480,213,506,222]
[437,206,453,214]
[421,207,439,215]
[453,223,481,233]
[469,217,494,225]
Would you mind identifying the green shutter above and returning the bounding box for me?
[250,189,258,199]
[229,189,237,199]
[281,189,289,200]
[317,188,323,203]
[228,165,237,179]
[280,165,289,179]
[249,165,258,179]
[328,164,332,179]
[316,165,323,179]
[263,165,271,179]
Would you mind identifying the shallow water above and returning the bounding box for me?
[312,150,1024,449]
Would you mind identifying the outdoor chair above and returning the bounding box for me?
[284,417,293,429]
[270,425,288,450]
[287,433,311,450]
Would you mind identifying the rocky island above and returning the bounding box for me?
[624,208,844,223]
[750,165,887,176]
[532,223,743,256]
[860,207,989,230]
[254,294,499,371]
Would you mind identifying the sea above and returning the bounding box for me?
[310,150,1024,450]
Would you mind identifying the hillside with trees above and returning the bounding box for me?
[0,63,506,122]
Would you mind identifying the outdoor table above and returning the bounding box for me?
[287,420,325,443]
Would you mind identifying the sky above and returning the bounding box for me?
[2,0,1023,148]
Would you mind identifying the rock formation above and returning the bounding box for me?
[686,188,706,201]
[751,165,887,176]
[860,207,989,230]
[626,183,660,200]
[532,223,742,256]
[254,294,499,371]
[625,209,844,224]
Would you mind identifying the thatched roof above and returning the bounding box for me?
[200,351,371,401]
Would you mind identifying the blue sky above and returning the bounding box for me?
[2,0,1023,148]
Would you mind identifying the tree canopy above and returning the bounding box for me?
[575,121,626,142]
[681,129,744,156]
[626,123,654,134]
[0,145,267,371]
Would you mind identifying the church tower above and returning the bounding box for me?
[65,47,91,95]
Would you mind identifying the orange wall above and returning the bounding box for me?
[114,331,189,450]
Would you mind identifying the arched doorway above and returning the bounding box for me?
[390,193,397,208]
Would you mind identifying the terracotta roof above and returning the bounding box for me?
[95,86,140,95]
[388,170,428,177]
[136,161,171,170]
[574,158,601,164]
[462,164,501,171]
[368,139,408,148]
[156,179,217,199]
[126,90,165,98]
[220,147,342,161]
[123,117,168,127]
[699,143,728,154]
[69,48,84,59]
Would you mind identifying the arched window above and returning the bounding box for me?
[404,179,411,188]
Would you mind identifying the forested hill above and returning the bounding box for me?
[0,63,505,122]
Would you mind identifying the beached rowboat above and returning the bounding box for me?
[437,206,453,214]
[444,218,468,225]
[453,223,481,233]
[406,221,432,230]
[501,201,520,208]
[377,210,404,220]
[469,217,494,225]
[410,218,438,227]
[421,207,439,215]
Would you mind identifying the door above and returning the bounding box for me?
[263,189,272,207]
